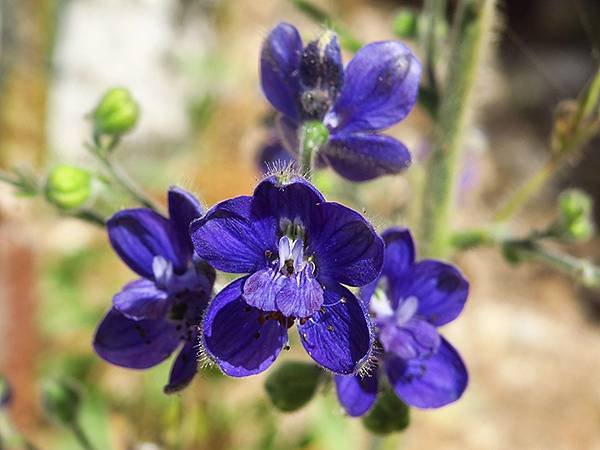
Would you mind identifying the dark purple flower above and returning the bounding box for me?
[335,228,468,414]
[0,375,12,409]
[190,173,383,376]
[261,23,421,182]
[93,187,215,393]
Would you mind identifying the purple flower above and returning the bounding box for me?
[261,23,421,181]
[190,173,383,376]
[335,228,468,414]
[93,187,215,393]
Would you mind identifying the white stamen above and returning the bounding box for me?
[395,296,419,326]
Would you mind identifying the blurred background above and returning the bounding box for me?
[0,0,599,449]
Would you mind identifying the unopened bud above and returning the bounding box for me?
[558,189,595,241]
[92,87,139,136]
[45,165,92,210]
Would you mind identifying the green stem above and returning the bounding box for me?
[508,242,600,288]
[288,0,362,52]
[299,122,329,180]
[494,157,559,223]
[69,421,94,450]
[420,0,496,258]
[89,144,160,211]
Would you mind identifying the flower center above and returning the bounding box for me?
[278,235,306,276]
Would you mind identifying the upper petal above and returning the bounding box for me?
[93,308,179,369]
[261,23,303,121]
[323,132,411,181]
[164,340,198,394]
[335,372,379,417]
[113,278,170,320]
[252,175,325,228]
[309,202,384,287]
[329,41,421,133]
[201,277,288,377]
[190,196,277,274]
[394,260,469,326]
[108,209,187,279]
[298,284,373,375]
[168,186,204,258]
[243,266,324,317]
[385,337,468,409]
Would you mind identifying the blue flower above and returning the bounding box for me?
[335,228,468,414]
[261,23,421,181]
[190,173,383,376]
[93,187,215,393]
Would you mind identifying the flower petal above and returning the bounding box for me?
[113,278,170,320]
[108,209,187,279]
[201,278,288,377]
[323,133,411,181]
[190,196,277,274]
[394,260,469,326]
[252,175,325,228]
[381,227,415,276]
[329,41,421,133]
[243,266,324,317]
[335,372,379,417]
[385,337,468,408]
[93,308,179,369]
[168,186,204,258]
[261,22,303,121]
[308,202,384,287]
[164,340,198,393]
[298,284,373,374]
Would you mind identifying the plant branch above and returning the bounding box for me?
[420,0,497,258]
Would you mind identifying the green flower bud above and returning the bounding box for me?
[362,387,410,435]
[393,9,419,39]
[45,165,92,210]
[559,189,592,223]
[264,361,322,412]
[41,378,81,426]
[92,87,139,136]
[558,189,595,241]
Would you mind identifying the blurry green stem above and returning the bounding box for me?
[288,0,362,52]
[422,0,446,95]
[299,122,329,180]
[507,242,600,288]
[493,157,558,222]
[420,0,496,258]
[88,141,160,211]
[69,421,94,450]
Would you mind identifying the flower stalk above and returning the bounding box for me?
[420,0,497,258]
[299,121,328,179]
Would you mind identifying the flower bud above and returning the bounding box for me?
[362,387,410,435]
[264,361,322,412]
[393,9,419,39]
[558,189,595,241]
[41,378,81,426]
[45,165,92,210]
[92,87,139,136]
[0,375,12,409]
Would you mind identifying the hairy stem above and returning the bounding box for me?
[420,0,497,258]
[89,143,160,211]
